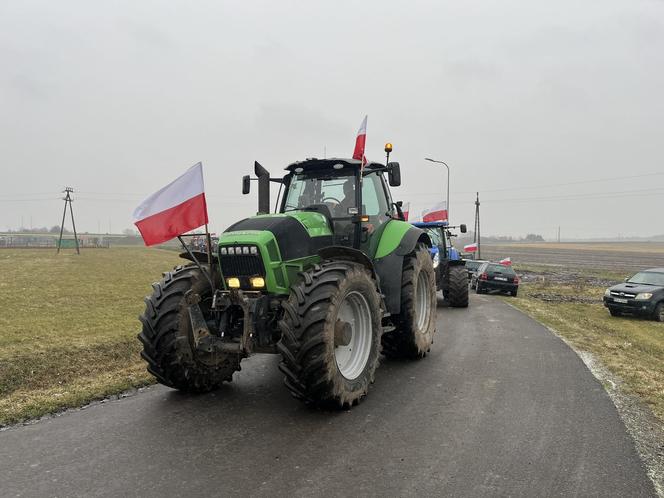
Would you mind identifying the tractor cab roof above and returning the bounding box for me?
[285,158,387,174]
[411,221,449,229]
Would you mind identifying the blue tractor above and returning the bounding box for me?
[411,221,469,308]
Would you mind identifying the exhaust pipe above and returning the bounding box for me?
[255,161,270,214]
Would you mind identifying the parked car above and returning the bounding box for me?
[603,268,664,321]
[471,262,519,296]
[464,259,487,280]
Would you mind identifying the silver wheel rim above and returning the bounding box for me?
[415,270,431,331]
[334,291,373,380]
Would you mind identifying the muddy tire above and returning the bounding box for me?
[138,264,240,392]
[510,289,518,297]
[609,308,622,317]
[278,262,382,408]
[447,265,469,308]
[382,244,437,359]
[654,303,664,322]
[476,283,484,294]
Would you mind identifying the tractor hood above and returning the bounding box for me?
[222,211,333,261]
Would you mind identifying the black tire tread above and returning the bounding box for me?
[277,261,382,409]
[137,264,240,392]
[447,265,469,307]
[382,245,437,359]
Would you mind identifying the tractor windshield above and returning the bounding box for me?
[283,172,357,217]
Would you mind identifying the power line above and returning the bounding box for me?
[0,197,62,202]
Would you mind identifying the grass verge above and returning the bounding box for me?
[0,247,180,426]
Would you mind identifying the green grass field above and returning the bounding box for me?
[0,247,180,426]
[508,266,664,422]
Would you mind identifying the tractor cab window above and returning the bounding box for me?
[282,170,357,247]
[426,228,443,247]
[361,171,392,225]
[283,172,356,217]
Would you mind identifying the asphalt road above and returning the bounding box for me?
[1,295,656,497]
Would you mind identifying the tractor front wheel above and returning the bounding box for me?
[138,264,241,392]
[382,244,437,359]
[278,262,382,408]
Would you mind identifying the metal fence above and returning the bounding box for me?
[0,235,111,249]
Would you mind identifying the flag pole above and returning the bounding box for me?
[204,223,215,290]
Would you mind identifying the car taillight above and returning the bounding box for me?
[480,272,488,280]
[513,276,520,284]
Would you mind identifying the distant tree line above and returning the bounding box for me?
[5,226,72,234]
[457,231,545,245]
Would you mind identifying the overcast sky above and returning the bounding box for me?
[1,0,663,239]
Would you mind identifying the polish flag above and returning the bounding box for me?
[422,201,448,222]
[352,115,368,165]
[464,242,478,252]
[133,162,209,246]
[499,257,512,266]
[402,202,411,221]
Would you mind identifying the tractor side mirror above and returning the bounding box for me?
[387,162,401,187]
[460,224,467,233]
[242,175,251,195]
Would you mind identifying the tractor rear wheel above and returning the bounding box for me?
[447,265,469,308]
[278,261,382,408]
[382,244,437,359]
[138,264,241,392]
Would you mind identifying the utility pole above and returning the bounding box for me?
[474,192,481,259]
[57,187,80,254]
[557,226,561,243]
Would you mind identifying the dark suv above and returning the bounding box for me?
[471,262,519,296]
[603,268,664,321]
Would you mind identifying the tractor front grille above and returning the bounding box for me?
[219,245,265,278]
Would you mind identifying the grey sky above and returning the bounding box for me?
[1,0,663,239]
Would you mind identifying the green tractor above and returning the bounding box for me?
[138,156,437,408]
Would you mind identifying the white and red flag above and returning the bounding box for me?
[499,257,512,266]
[402,202,411,221]
[422,201,448,222]
[352,115,368,165]
[133,162,209,246]
[464,242,478,252]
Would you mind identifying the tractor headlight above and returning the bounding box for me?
[635,292,653,300]
[227,277,241,289]
[250,277,265,288]
[432,252,440,269]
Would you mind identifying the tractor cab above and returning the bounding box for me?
[279,158,402,250]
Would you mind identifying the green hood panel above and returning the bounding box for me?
[284,211,332,237]
[226,212,332,237]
